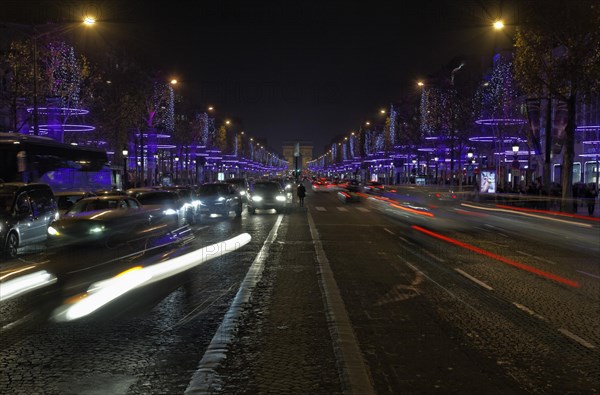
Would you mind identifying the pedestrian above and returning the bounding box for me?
[585,183,597,216]
[297,182,306,207]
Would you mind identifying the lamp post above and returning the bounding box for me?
[7,18,97,136]
[467,149,474,185]
[174,156,180,184]
[122,146,128,190]
[434,156,439,185]
[512,141,520,192]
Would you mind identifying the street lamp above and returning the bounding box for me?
[17,18,96,136]
[434,156,439,184]
[493,20,505,30]
[511,141,520,191]
[122,146,128,189]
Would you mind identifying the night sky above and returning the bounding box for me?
[2,0,517,155]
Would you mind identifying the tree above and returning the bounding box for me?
[514,0,600,210]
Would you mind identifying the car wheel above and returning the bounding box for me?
[4,232,18,259]
[248,206,255,215]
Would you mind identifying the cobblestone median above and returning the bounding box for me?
[216,210,342,394]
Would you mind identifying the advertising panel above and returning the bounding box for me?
[480,171,496,193]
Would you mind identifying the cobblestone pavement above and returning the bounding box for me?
[215,208,342,394]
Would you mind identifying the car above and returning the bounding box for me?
[196,182,243,218]
[93,188,127,196]
[363,181,385,194]
[247,180,287,214]
[47,195,152,246]
[163,185,201,224]
[0,182,58,259]
[341,179,361,192]
[127,189,189,227]
[226,178,250,202]
[54,190,96,217]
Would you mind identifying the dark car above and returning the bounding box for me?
[247,180,287,214]
[54,190,96,217]
[127,189,189,227]
[0,182,58,259]
[363,181,385,194]
[227,178,250,202]
[196,182,243,218]
[48,195,151,246]
[163,185,201,224]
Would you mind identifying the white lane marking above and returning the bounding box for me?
[383,228,395,235]
[337,207,349,212]
[356,207,370,212]
[422,249,445,263]
[455,268,493,291]
[307,211,375,395]
[558,328,596,349]
[577,270,600,280]
[185,216,283,394]
[398,236,415,246]
[316,206,327,211]
[512,302,546,321]
[516,250,556,265]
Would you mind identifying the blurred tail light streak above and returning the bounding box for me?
[461,203,593,228]
[411,225,580,288]
[53,233,251,321]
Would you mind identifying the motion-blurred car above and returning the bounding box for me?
[247,180,287,214]
[127,189,189,227]
[363,181,385,194]
[54,190,96,216]
[48,195,151,246]
[0,182,58,259]
[196,182,243,218]
[342,179,361,192]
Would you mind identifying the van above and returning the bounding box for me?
[0,182,58,259]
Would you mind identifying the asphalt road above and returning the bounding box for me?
[1,185,598,394]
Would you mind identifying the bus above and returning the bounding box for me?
[0,133,112,192]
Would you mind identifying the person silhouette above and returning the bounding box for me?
[297,182,306,207]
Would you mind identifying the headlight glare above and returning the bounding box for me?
[252,196,263,202]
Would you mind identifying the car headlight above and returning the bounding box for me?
[252,196,263,202]
[239,190,246,195]
[285,184,291,190]
[218,197,226,201]
[276,195,286,202]
[89,226,105,234]
[48,226,60,236]
[163,208,177,215]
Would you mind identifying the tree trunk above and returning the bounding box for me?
[560,94,576,212]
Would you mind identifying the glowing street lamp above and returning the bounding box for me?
[417,81,424,87]
[122,146,129,189]
[493,20,505,30]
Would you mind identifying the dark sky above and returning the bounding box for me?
[2,0,517,155]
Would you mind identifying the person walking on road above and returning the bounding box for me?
[297,182,306,207]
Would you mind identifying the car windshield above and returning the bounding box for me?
[252,183,280,194]
[67,199,123,214]
[198,184,228,195]
[0,194,14,214]
[57,195,85,210]
[136,193,176,205]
